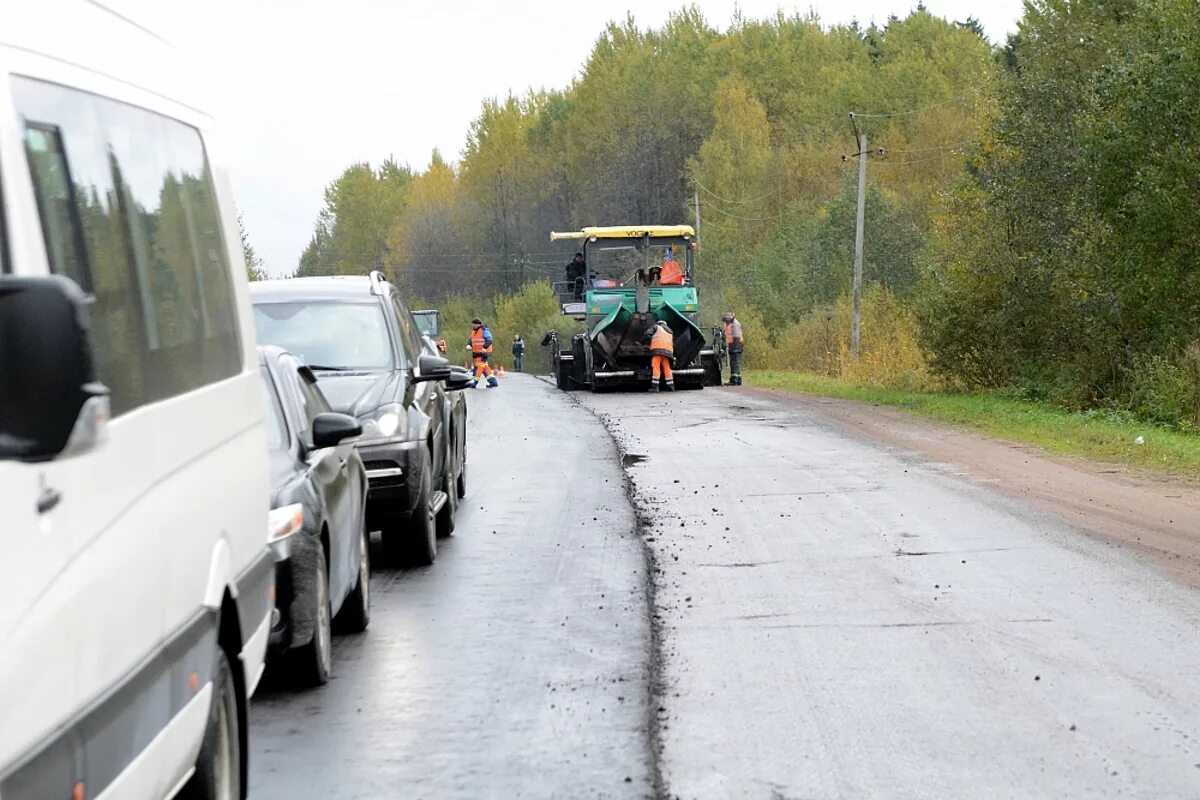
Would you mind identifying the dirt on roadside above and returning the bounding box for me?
[746,386,1200,589]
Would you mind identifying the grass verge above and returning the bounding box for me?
[748,370,1200,478]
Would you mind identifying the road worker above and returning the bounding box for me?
[565,252,587,300]
[659,247,685,286]
[511,334,525,372]
[723,311,744,386]
[468,317,499,388]
[648,320,675,392]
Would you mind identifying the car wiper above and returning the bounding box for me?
[307,364,353,371]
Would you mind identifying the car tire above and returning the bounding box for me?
[180,647,241,800]
[291,543,332,686]
[437,456,457,539]
[403,449,437,566]
[334,522,370,634]
[456,438,468,499]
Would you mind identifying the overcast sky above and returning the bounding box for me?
[112,0,1023,275]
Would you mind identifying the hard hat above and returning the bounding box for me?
[471,317,483,325]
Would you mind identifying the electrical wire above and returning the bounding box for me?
[694,180,780,206]
[848,96,968,119]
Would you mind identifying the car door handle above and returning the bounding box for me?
[37,486,62,515]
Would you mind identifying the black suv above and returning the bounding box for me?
[251,272,470,566]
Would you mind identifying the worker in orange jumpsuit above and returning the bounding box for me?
[468,317,499,388]
[659,247,685,286]
[648,320,675,392]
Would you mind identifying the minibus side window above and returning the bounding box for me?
[13,77,240,416]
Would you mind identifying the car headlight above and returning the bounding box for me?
[267,504,304,544]
[378,411,401,437]
[359,403,404,440]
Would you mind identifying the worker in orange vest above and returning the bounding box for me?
[723,311,744,386]
[648,320,675,392]
[658,247,685,286]
[468,317,499,388]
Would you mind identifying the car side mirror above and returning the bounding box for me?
[311,412,362,448]
[0,276,109,463]
[443,367,474,392]
[413,353,452,383]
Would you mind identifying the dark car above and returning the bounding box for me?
[260,346,370,686]
[251,273,470,567]
[422,333,470,504]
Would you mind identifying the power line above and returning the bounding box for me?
[695,180,780,206]
[847,96,967,119]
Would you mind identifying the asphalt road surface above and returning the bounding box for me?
[251,374,1200,799]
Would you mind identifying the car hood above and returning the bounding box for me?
[315,370,403,417]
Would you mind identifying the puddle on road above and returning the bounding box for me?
[621,453,647,467]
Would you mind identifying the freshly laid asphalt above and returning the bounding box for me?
[250,374,1200,799]
[248,374,651,799]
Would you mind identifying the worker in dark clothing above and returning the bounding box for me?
[723,311,744,386]
[565,252,586,300]
[511,335,525,372]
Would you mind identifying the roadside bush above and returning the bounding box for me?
[843,286,934,391]
[764,285,934,390]
[1184,342,1200,427]
[492,282,570,374]
[1126,353,1192,428]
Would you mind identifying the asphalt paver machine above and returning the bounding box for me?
[544,225,724,391]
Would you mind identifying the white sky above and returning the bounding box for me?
[112,0,1023,274]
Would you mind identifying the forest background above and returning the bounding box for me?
[257,0,1200,430]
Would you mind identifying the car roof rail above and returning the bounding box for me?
[368,269,387,296]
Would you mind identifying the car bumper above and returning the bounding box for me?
[357,437,421,522]
[267,536,322,657]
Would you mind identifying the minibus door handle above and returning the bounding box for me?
[37,485,62,514]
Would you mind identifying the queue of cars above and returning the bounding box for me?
[251,274,472,687]
[0,5,468,798]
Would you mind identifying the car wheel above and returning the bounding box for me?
[180,647,241,800]
[291,543,332,686]
[456,432,468,499]
[334,521,370,634]
[437,456,457,539]
[404,449,437,566]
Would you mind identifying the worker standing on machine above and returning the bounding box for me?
[565,252,587,300]
[723,311,744,386]
[648,320,675,392]
[469,317,499,388]
[659,247,685,286]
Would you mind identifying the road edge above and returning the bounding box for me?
[535,376,669,800]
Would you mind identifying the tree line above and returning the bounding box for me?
[283,0,1200,427]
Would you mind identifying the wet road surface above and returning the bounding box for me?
[250,374,1200,799]
[577,386,1200,799]
[249,375,652,798]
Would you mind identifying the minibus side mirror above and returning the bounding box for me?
[0,275,109,462]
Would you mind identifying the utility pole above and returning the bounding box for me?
[850,113,867,358]
[693,188,701,250]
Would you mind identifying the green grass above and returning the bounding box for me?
[748,369,1200,478]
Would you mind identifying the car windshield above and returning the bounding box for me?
[258,369,287,450]
[254,301,393,371]
[413,312,439,337]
